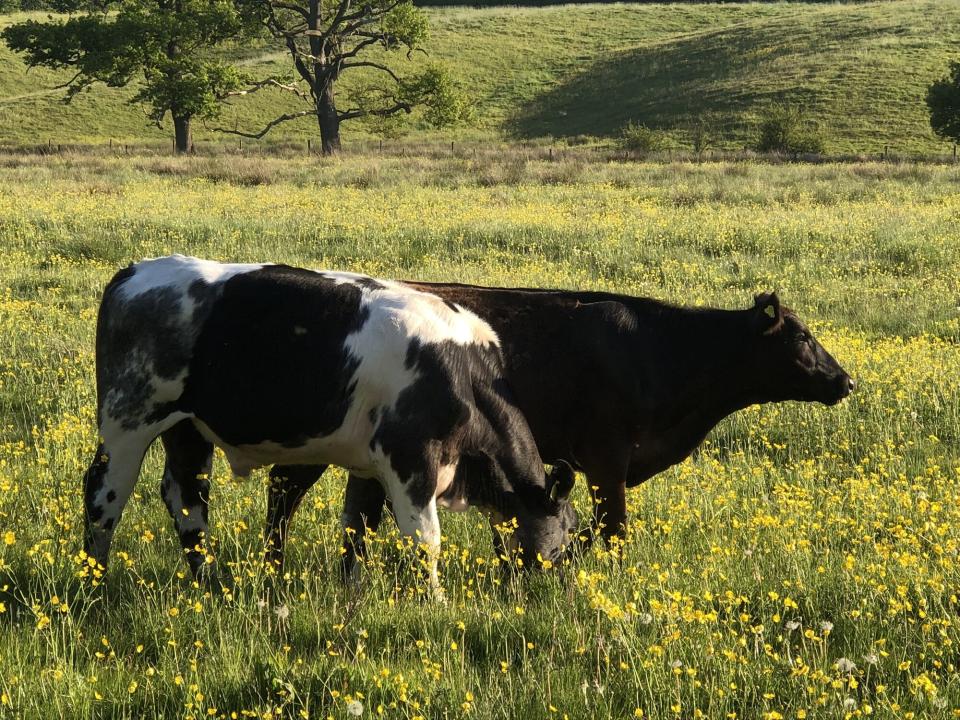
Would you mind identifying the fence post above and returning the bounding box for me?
[451,141,454,155]
[883,145,888,160]
[307,138,311,153]
[954,144,957,162]
[239,138,243,152]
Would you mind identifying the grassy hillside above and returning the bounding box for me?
[0,2,959,151]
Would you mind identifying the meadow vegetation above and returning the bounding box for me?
[0,152,958,718]
[1,1,959,152]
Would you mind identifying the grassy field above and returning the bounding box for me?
[1,1,960,152]
[0,151,958,718]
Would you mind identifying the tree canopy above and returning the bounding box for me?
[224,0,469,153]
[2,0,250,151]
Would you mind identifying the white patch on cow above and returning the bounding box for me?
[322,270,500,348]
[117,254,264,301]
[435,463,469,512]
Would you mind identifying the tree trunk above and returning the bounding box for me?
[316,83,341,155]
[173,114,192,154]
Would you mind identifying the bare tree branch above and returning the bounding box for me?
[341,0,401,26]
[284,33,318,93]
[340,60,401,83]
[53,70,84,91]
[213,110,314,138]
[270,0,309,18]
[337,35,382,62]
[339,101,410,121]
[316,0,351,49]
[220,77,310,101]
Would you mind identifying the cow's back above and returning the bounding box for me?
[96,257,511,477]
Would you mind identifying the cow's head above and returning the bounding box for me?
[499,461,578,568]
[749,292,855,406]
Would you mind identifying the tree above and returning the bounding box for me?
[927,61,960,145]
[2,0,249,152]
[227,0,468,154]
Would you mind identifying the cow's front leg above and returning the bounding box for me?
[264,464,327,572]
[160,421,218,585]
[580,444,632,547]
[340,473,388,582]
[390,484,443,600]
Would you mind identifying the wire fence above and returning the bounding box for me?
[0,137,958,165]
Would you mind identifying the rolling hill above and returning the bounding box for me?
[0,1,958,153]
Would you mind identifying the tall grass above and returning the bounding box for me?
[0,153,958,718]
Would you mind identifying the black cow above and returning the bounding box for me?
[82,256,577,593]
[263,287,853,573]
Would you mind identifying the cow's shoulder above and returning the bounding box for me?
[328,274,500,351]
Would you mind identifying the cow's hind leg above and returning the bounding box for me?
[264,464,326,572]
[340,473,388,582]
[159,421,217,583]
[83,424,166,568]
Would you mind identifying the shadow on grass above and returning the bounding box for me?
[508,12,899,141]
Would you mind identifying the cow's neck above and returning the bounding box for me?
[634,309,765,478]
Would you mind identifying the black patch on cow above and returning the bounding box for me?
[367,338,548,512]
[102,518,115,531]
[161,421,213,509]
[325,274,385,292]
[105,490,116,503]
[180,265,369,447]
[371,340,471,506]
[443,300,461,313]
[83,446,108,523]
[188,279,220,325]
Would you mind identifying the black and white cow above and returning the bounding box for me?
[82,255,578,591]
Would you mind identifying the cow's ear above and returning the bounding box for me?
[548,460,576,503]
[754,291,783,335]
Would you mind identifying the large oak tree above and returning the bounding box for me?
[229,0,466,153]
[2,0,249,152]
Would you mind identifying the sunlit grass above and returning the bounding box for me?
[0,154,958,718]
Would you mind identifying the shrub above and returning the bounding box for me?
[688,115,716,159]
[619,121,668,154]
[756,104,825,155]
